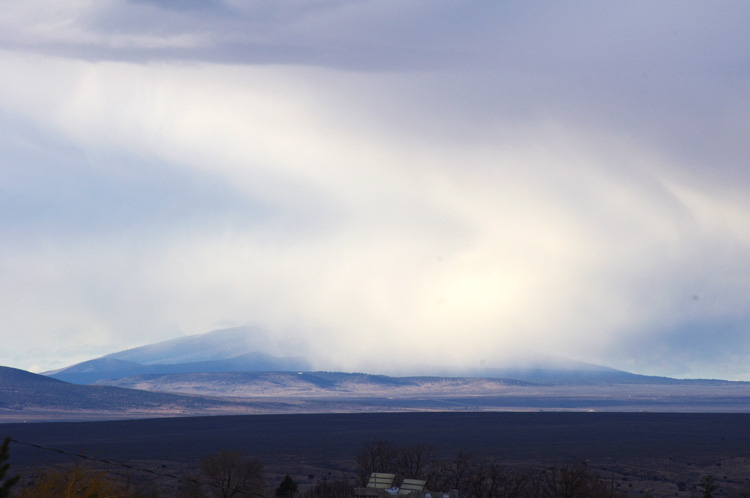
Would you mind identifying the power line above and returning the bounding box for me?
[5,436,267,497]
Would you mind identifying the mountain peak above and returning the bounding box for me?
[106,326,267,365]
[44,327,311,384]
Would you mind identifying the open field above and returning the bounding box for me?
[2,412,750,497]
[5,366,750,423]
[4,385,750,423]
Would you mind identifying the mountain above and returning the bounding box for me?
[412,355,661,385]
[46,327,311,384]
[435,354,747,385]
[48,352,311,384]
[105,327,272,364]
[45,326,741,391]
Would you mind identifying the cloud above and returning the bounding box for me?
[0,2,749,379]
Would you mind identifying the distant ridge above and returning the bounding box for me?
[456,366,661,385]
[7,363,750,421]
[94,371,532,397]
[0,365,251,417]
[414,355,652,385]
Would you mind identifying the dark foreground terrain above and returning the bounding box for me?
[2,412,750,497]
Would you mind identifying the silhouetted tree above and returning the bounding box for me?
[396,444,436,479]
[302,476,354,498]
[701,475,718,498]
[355,440,398,485]
[275,475,299,498]
[426,450,473,493]
[448,457,531,498]
[201,450,264,498]
[539,463,610,498]
[0,437,19,498]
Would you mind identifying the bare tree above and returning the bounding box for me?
[427,451,473,493]
[396,444,436,480]
[201,450,264,498]
[464,459,492,498]
[355,440,399,485]
[455,458,532,498]
[539,463,609,498]
[302,476,354,498]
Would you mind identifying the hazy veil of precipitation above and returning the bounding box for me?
[0,2,749,382]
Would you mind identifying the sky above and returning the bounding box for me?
[1,1,750,380]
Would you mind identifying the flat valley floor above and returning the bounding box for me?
[2,412,750,497]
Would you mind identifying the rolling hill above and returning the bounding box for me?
[94,371,532,397]
[0,366,263,421]
[7,362,750,421]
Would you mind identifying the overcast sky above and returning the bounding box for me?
[1,1,749,380]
